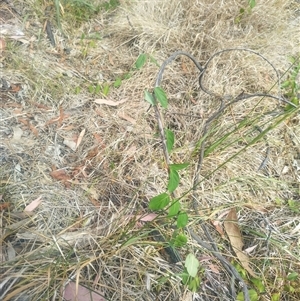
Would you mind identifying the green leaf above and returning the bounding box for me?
[169,163,189,171]
[188,276,200,292]
[172,233,187,247]
[181,269,189,285]
[149,55,160,67]
[248,0,256,9]
[167,169,179,192]
[95,84,101,94]
[168,200,180,217]
[271,293,280,301]
[251,278,265,293]
[288,199,300,213]
[237,289,258,301]
[165,129,174,153]
[287,272,298,281]
[177,212,188,228]
[185,253,200,277]
[249,289,259,301]
[114,77,122,88]
[102,84,110,96]
[284,97,299,112]
[122,236,141,248]
[144,90,156,106]
[75,86,81,94]
[123,72,132,79]
[135,53,147,69]
[154,87,168,108]
[149,193,170,211]
[281,80,291,89]
[88,85,94,93]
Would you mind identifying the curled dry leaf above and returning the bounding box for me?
[24,196,42,212]
[244,244,258,255]
[63,138,77,151]
[117,112,136,124]
[211,219,224,237]
[28,123,39,137]
[0,202,10,212]
[76,128,86,149]
[243,203,269,213]
[50,169,71,187]
[129,213,157,228]
[94,98,127,106]
[11,127,23,141]
[139,213,158,222]
[224,208,257,277]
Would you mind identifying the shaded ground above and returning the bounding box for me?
[1,0,300,301]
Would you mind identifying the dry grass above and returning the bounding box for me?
[1,0,299,300]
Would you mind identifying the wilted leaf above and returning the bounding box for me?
[208,264,220,274]
[64,138,77,151]
[76,129,86,149]
[28,123,39,137]
[185,253,200,277]
[50,169,71,187]
[0,202,10,212]
[0,38,6,52]
[224,208,257,277]
[24,196,42,212]
[243,203,269,213]
[117,112,136,124]
[211,220,224,237]
[139,213,157,222]
[58,106,67,126]
[46,106,69,126]
[125,145,137,157]
[12,127,23,141]
[63,282,106,301]
[244,244,258,255]
[94,98,127,106]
